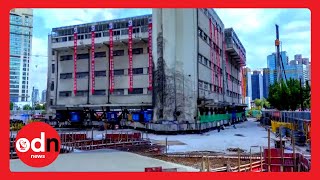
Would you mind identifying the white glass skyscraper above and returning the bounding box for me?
[10,9,33,102]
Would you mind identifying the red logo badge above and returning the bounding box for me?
[15,122,61,168]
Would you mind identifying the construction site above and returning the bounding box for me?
[10,110,311,172]
[9,8,311,172]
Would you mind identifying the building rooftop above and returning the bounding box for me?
[51,14,151,36]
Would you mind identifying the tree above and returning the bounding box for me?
[254,99,262,109]
[23,104,32,110]
[263,99,271,108]
[41,103,46,110]
[268,78,309,110]
[34,104,42,110]
[10,102,14,110]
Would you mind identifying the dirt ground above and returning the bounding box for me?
[117,144,252,170]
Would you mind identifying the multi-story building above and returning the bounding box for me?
[10,9,33,102]
[263,68,270,99]
[267,51,288,85]
[251,71,263,100]
[41,90,47,103]
[32,87,39,104]
[47,9,246,123]
[244,67,252,100]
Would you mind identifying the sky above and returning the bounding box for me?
[29,8,310,95]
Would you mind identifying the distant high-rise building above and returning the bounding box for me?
[41,90,47,103]
[32,87,39,104]
[244,67,252,100]
[10,9,33,102]
[268,52,309,86]
[293,54,309,65]
[263,68,270,99]
[267,51,288,85]
[286,54,310,86]
[302,58,309,65]
[251,71,263,100]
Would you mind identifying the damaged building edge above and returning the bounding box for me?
[46,9,247,129]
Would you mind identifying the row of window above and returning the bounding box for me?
[58,68,145,79]
[226,73,241,85]
[226,90,240,98]
[59,48,145,61]
[198,80,223,94]
[58,88,145,97]
[198,27,222,55]
[52,26,147,43]
[198,53,222,75]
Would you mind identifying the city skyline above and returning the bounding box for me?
[28,8,310,98]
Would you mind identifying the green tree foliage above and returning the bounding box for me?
[10,102,14,110]
[23,104,32,110]
[34,104,46,110]
[254,99,262,108]
[263,99,271,108]
[253,98,270,109]
[268,78,310,110]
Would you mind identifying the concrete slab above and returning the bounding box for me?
[10,149,199,172]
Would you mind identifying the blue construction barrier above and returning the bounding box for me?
[107,112,118,121]
[70,112,81,122]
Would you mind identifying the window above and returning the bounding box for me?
[204,82,208,90]
[112,89,124,95]
[204,57,209,66]
[133,28,140,33]
[60,73,72,79]
[50,99,53,105]
[52,51,55,55]
[113,50,124,56]
[95,32,102,38]
[132,68,143,75]
[50,81,54,91]
[76,72,89,78]
[68,36,74,41]
[113,30,120,36]
[128,88,143,94]
[93,90,106,95]
[198,81,203,88]
[203,34,208,42]
[198,54,202,63]
[132,48,143,54]
[51,64,55,73]
[94,52,106,58]
[60,55,73,61]
[78,53,89,60]
[75,90,88,96]
[95,71,106,77]
[10,85,19,88]
[198,28,203,38]
[114,69,124,76]
[59,91,72,97]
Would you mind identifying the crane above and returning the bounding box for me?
[275,24,287,83]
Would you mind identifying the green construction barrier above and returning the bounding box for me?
[199,113,243,123]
